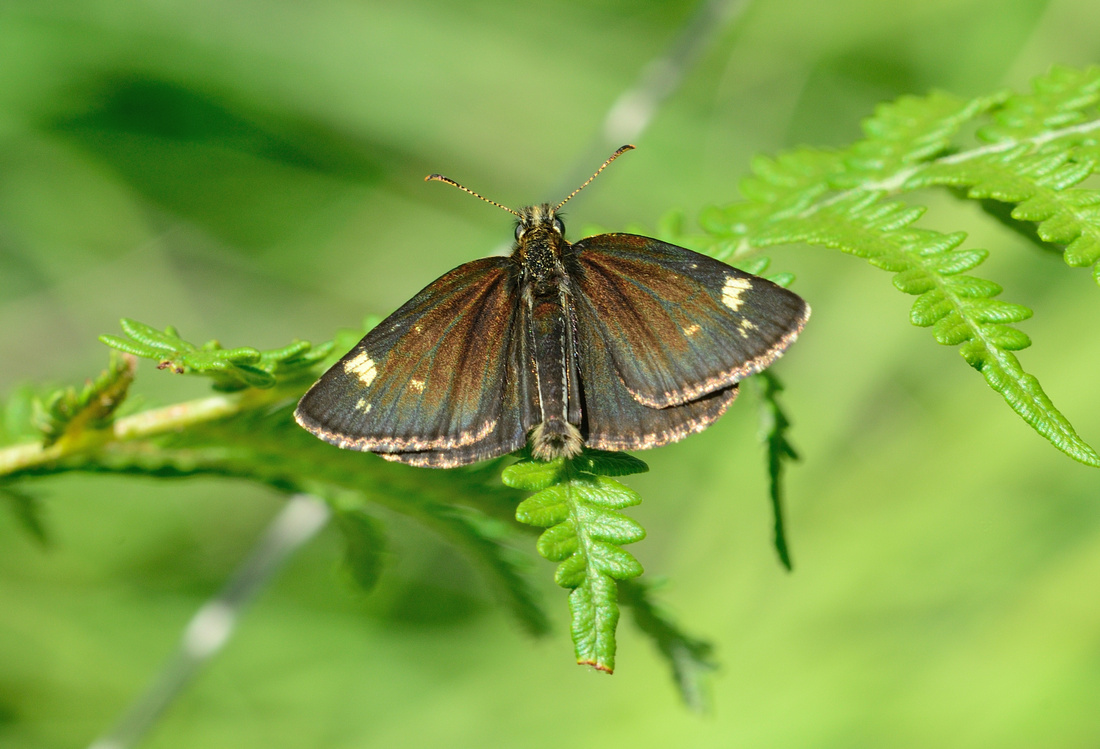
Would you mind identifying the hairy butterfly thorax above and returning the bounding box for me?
[515,205,569,289]
[295,145,809,467]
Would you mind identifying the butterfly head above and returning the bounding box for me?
[515,203,565,242]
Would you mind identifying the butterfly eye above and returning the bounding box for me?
[515,224,525,241]
[552,217,565,235]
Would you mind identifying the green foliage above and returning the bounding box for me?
[147,399,555,636]
[333,507,388,592]
[32,352,136,446]
[100,318,333,391]
[3,65,1098,704]
[620,580,716,713]
[697,65,1100,466]
[753,371,797,571]
[505,453,648,672]
[1,486,49,546]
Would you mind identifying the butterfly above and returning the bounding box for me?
[295,145,810,467]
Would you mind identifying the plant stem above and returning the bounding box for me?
[0,387,292,479]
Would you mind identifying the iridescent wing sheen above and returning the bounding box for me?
[567,233,809,409]
[294,257,537,468]
[571,286,739,451]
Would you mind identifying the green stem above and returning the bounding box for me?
[0,387,291,479]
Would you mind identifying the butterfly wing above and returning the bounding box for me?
[294,257,537,467]
[567,233,809,408]
[570,290,740,451]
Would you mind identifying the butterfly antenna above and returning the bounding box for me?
[554,144,635,211]
[425,173,521,217]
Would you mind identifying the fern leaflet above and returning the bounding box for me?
[504,452,648,673]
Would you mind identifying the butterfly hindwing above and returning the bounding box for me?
[294,257,536,467]
[570,289,740,451]
[567,233,809,408]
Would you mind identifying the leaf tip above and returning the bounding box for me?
[578,659,614,674]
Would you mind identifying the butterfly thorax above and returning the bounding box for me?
[515,203,570,294]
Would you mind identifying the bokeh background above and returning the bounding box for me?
[2,0,1100,746]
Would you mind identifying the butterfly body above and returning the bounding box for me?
[515,204,585,461]
[295,147,809,467]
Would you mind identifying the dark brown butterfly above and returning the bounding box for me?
[295,146,809,467]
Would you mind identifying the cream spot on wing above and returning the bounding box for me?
[683,323,701,337]
[409,378,426,393]
[722,276,753,311]
[343,352,377,386]
[355,398,372,413]
[737,318,757,339]
[414,325,423,334]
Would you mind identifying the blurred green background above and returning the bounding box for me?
[2,0,1100,747]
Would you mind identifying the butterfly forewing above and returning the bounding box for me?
[567,234,809,408]
[294,257,536,467]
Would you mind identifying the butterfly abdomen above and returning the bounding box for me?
[531,419,584,461]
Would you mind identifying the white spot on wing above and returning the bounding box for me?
[409,378,426,393]
[737,318,757,339]
[683,323,701,337]
[355,398,372,413]
[722,276,753,311]
[343,352,377,386]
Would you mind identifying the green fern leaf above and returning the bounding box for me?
[837,90,1005,186]
[697,67,1100,467]
[100,319,333,391]
[978,65,1100,142]
[507,455,646,672]
[753,371,798,570]
[758,192,1099,466]
[913,147,1100,275]
[32,352,136,446]
[570,575,620,673]
[572,449,649,477]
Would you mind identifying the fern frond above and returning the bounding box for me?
[504,454,648,672]
[620,579,715,712]
[753,371,797,570]
[1,349,550,637]
[698,65,1100,466]
[32,352,136,446]
[978,65,1100,142]
[100,318,333,391]
[837,90,1006,186]
[758,191,1099,466]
